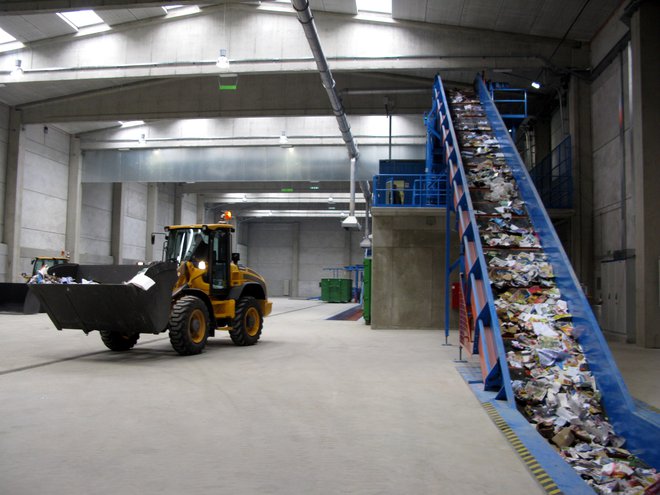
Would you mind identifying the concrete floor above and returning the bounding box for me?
[0,298,657,495]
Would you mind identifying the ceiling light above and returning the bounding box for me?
[0,27,17,45]
[57,10,105,29]
[216,48,230,69]
[356,0,392,14]
[119,120,144,128]
[10,59,23,77]
[531,81,541,89]
[163,5,201,16]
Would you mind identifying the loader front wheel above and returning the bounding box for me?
[99,331,140,351]
[169,295,210,355]
[230,296,262,346]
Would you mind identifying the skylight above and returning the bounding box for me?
[57,10,105,29]
[162,5,201,16]
[0,27,17,44]
[356,0,392,15]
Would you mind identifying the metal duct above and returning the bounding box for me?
[291,0,359,160]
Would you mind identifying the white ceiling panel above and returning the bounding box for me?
[459,0,504,30]
[425,0,464,25]
[97,7,166,26]
[569,0,621,41]
[531,0,583,39]
[392,0,427,22]
[310,0,358,15]
[0,13,75,42]
[494,0,542,35]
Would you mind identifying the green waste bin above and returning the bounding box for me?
[320,278,352,303]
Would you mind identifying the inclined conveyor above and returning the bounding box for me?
[430,73,659,487]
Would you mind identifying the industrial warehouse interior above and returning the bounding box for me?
[0,1,658,494]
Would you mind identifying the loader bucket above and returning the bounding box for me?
[0,283,41,314]
[28,262,178,334]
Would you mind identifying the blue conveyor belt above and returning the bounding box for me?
[434,73,659,479]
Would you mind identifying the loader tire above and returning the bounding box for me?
[99,330,139,351]
[169,295,210,356]
[230,296,262,346]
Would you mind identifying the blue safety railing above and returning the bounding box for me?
[489,86,528,119]
[529,135,573,209]
[434,75,515,406]
[372,173,447,207]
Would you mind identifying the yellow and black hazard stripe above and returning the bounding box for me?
[482,402,563,495]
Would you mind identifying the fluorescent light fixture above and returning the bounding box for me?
[162,5,201,16]
[531,81,541,89]
[57,10,105,29]
[0,27,17,44]
[356,0,392,14]
[216,48,229,69]
[10,59,23,77]
[119,120,145,128]
[279,131,288,145]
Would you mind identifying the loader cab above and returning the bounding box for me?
[31,256,69,277]
[164,224,233,297]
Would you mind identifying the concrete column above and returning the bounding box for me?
[3,109,24,282]
[196,194,205,223]
[631,0,660,348]
[111,183,125,264]
[568,75,594,293]
[145,183,158,262]
[291,222,300,297]
[65,137,82,263]
[173,184,183,225]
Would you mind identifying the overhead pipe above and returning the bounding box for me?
[291,0,359,160]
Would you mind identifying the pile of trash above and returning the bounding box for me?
[27,265,96,285]
[449,88,659,494]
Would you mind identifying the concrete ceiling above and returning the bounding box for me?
[0,0,624,218]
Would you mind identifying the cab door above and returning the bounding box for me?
[210,230,231,298]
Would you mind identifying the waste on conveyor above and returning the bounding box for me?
[449,88,659,495]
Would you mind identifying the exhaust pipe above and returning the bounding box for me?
[291,0,363,230]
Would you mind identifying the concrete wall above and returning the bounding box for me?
[80,183,113,264]
[591,54,634,267]
[246,218,363,298]
[18,124,70,275]
[371,208,458,330]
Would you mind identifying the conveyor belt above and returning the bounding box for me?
[432,74,659,493]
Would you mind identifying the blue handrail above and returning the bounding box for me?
[372,173,447,208]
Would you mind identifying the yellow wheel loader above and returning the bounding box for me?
[29,219,272,356]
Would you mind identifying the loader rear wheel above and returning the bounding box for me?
[230,296,262,346]
[99,331,140,351]
[169,295,210,356]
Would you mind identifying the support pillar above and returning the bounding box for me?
[3,109,24,282]
[291,222,300,297]
[568,75,594,292]
[631,0,660,348]
[111,183,125,265]
[196,194,205,223]
[173,184,183,225]
[145,183,158,262]
[65,137,82,262]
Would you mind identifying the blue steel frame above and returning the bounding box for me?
[489,86,528,120]
[433,74,516,407]
[530,135,573,209]
[475,76,660,466]
[372,173,447,207]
